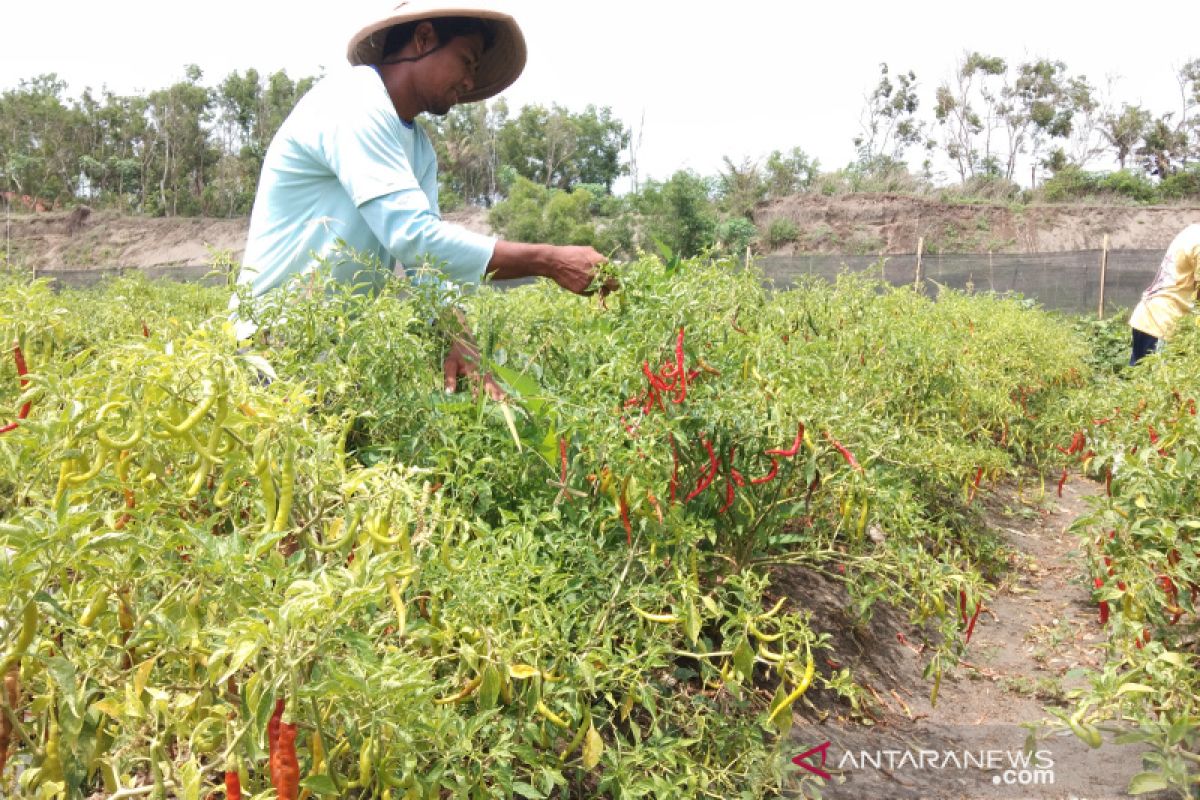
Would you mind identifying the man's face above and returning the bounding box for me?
[421,31,484,116]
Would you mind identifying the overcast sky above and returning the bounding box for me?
[2,1,1198,188]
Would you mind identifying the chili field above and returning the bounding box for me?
[0,256,1196,798]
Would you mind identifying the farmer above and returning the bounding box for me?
[235,1,612,394]
[1128,223,1200,366]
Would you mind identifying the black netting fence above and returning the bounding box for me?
[24,249,1162,317]
[758,250,1161,315]
[27,264,225,288]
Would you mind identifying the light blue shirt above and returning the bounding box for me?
[236,65,496,302]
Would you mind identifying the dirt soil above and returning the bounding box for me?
[3,197,1198,273]
[755,194,1200,255]
[0,206,493,271]
[770,474,1171,800]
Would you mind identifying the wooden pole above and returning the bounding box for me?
[914,236,924,291]
[1098,234,1109,320]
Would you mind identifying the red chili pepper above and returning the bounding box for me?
[0,343,31,436]
[268,698,285,758]
[685,437,719,501]
[966,466,983,506]
[619,495,632,546]
[1095,577,1109,625]
[718,475,735,514]
[965,604,982,645]
[1148,425,1159,445]
[1057,467,1068,497]
[765,422,805,458]
[958,589,968,626]
[823,431,863,472]
[141,320,150,338]
[673,327,687,404]
[225,770,242,800]
[270,719,300,800]
[642,362,671,392]
[1157,575,1178,603]
[1104,467,1112,496]
[751,458,780,485]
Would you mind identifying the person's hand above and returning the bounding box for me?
[443,336,505,401]
[546,245,620,296]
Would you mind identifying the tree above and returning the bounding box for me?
[1101,104,1151,170]
[636,170,716,259]
[763,148,819,198]
[487,176,598,246]
[1007,59,1094,184]
[855,63,926,167]
[714,157,765,220]
[1137,114,1189,177]
[934,52,1007,182]
[144,66,216,215]
[424,99,507,207]
[1176,58,1200,164]
[496,104,628,192]
[0,74,85,202]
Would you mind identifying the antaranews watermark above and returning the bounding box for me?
[787,725,1146,799]
[792,741,1054,784]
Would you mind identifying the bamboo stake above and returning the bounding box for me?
[1098,234,1109,320]
[914,236,924,291]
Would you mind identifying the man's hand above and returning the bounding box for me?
[487,242,620,296]
[443,335,505,401]
[545,245,619,297]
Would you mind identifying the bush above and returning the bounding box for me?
[488,177,598,246]
[635,170,717,258]
[1040,167,1158,204]
[1158,166,1200,200]
[938,174,1022,203]
[1095,170,1159,203]
[714,217,758,257]
[764,217,801,249]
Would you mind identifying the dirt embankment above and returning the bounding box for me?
[0,207,493,271]
[2,197,1198,272]
[755,194,1200,255]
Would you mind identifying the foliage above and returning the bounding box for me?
[635,171,717,259]
[0,259,1086,798]
[763,149,820,199]
[764,218,801,250]
[487,177,600,247]
[1051,319,1200,797]
[494,104,629,193]
[1039,167,1160,204]
[854,63,928,166]
[713,217,758,257]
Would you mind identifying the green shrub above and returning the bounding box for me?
[1158,166,1200,200]
[765,217,801,249]
[714,217,758,256]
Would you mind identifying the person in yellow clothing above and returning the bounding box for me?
[1128,223,1200,365]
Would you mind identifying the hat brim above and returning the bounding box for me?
[347,5,526,103]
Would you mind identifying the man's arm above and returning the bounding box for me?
[487,241,616,296]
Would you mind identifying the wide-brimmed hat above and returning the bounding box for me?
[347,1,526,103]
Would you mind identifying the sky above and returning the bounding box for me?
[2,1,1198,188]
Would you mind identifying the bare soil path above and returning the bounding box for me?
[773,475,1169,800]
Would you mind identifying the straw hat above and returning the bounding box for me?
[347,1,526,103]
